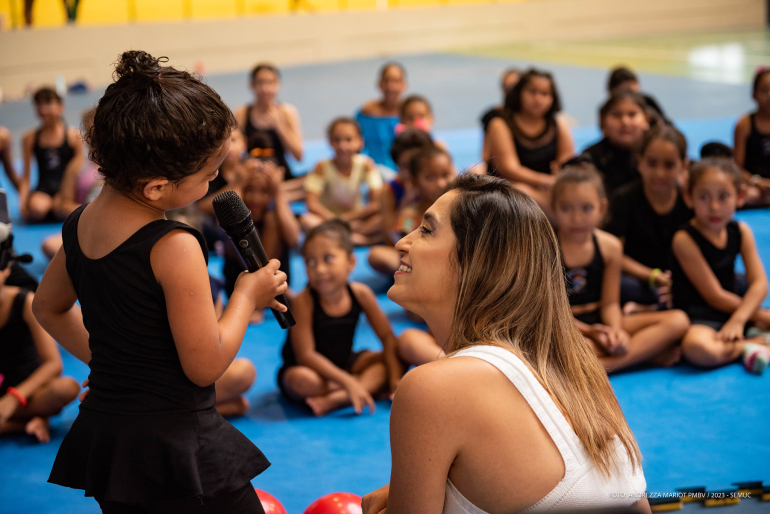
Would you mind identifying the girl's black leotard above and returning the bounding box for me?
[33,125,74,196]
[582,138,639,197]
[277,284,362,395]
[49,205,269,502]
[671,220,741,324]
[243,105,295,180]
[563,234,605,326]
[0,289,40,395]
[744,113,770,178]
[487,114,558,176]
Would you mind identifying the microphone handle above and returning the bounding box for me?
[235,229,295,329]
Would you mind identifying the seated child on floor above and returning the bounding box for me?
[733,67,770,207]
[368,129,434,275]
[278,220,400,415]
[20,87,84,222]
[221,152,300,316]
[672,158,770,374]
[369,145,456,276]
[0,264,79,442]
[604,125,693,311]
[357,63,407,170]
[302,118,384,246]
[553,165,689,373]
[581,91,651,197]
[484,68,575,217]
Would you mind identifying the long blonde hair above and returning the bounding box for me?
[446,174,641,476]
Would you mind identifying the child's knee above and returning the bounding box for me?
[283,366,323,395]
[52,377,80,406]
[230,359,257,392]
[665,310,691,336]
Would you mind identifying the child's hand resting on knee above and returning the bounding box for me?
[717,318,745,343]
[344,378,376,415]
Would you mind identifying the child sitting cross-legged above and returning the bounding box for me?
[278,220,401,416]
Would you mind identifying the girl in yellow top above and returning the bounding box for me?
[302,118,384,246]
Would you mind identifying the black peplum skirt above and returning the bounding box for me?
[48,405,270,502]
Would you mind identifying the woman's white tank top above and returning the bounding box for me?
[443,346,646,513]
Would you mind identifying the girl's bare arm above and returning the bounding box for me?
[32,248,91,364]
[486,118,555,189]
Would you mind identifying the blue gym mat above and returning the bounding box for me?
[1,50,769,513]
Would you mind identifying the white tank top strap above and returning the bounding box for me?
[452,346,587,470]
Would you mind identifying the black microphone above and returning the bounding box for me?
[213,190,295,329]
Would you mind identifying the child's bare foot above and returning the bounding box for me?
[305,395,332,417]
[215,397,249,417]
[25,417,50,443]
[249,309,264,325]
[649,345,682,367]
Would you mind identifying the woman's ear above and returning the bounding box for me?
[142,178,170,202]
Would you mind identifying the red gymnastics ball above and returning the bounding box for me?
[255,489,288,514]
[304,492,363,514]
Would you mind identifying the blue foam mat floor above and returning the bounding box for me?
[1,52,769,513]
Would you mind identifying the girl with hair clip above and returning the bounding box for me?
[581,91,651,197]
[733,67,770,206]
[604,125,694,311]
[554,165,688,373]
[356,62,408,171]
[234,63,304,202]
[363,173,649,513]
[32,51,287,513]
[485,68,575,217]
[672,158,770,374]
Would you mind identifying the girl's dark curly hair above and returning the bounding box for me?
[86,51,236,193]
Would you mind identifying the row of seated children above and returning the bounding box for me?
[554,158,770,375]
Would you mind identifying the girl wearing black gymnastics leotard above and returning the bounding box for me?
[32,51,288,513]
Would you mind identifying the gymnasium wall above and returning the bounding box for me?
[0,0,765,98]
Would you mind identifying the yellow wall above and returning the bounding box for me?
[0,0,530,27]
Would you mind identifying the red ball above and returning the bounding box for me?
[304,492,363,514]
[255,489,288,514]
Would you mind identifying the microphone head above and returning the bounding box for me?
[212,190,251,231]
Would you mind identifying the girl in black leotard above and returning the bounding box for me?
[20,88,84,222]
[485,68,575,218]
[672,158,770,374]
[33,51,288,513]
[0,265,79,444]
[278,220,401,417]
[235,63,305,202]
[553,165,688,373]
[734,68,770,206]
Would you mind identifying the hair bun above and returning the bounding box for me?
[114,51,167,81]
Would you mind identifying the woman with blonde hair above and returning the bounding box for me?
[363,174,649,513]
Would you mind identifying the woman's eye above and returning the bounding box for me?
[419,225,432,235]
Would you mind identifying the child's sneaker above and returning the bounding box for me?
[743,343,770,375]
